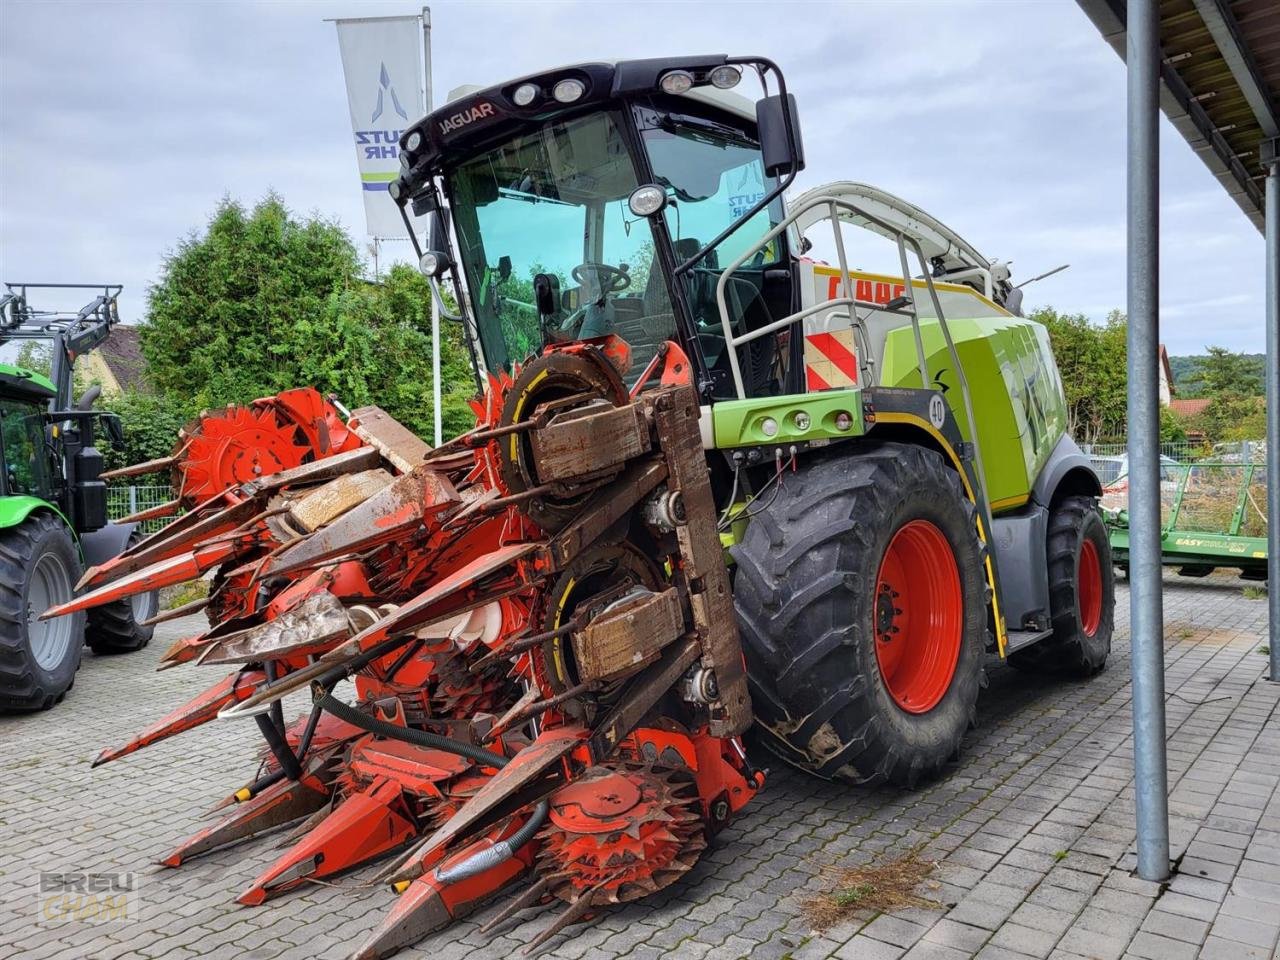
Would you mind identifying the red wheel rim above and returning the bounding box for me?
[873,519,964,714]
[1077,538,1103,637]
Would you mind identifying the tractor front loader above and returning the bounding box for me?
[54,54,1114,958]
[0,283,161,710]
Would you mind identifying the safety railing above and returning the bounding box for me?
[713,194,990,529]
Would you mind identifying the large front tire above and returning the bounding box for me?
[0,514,86,711]
[733,443,988,788]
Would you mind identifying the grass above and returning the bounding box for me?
[161,578,210,610]
[802,851,939,930]
[1242,585,1267,600]
[1054,850,1069,862]
[1259,645,1271,657]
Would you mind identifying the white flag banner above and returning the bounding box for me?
[333,15,425,237]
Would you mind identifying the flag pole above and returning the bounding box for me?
[422,6,442,447]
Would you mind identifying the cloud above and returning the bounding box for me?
[0,0,1266,354]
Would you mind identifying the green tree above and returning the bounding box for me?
[1197,345,1262,397]
[98,389,195,475]
[142,195,475,440]
[1188,345,1265,441]
[1159,405,1187,444]
[1030,307,1128,444]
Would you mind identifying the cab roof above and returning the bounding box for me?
[0,363,56,400]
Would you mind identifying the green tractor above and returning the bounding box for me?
[391,55,1114,786]
[0,284,157,710]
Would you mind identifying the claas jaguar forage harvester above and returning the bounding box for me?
[50,55,1114,958]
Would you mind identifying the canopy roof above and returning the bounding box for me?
[1077,0,1278,231]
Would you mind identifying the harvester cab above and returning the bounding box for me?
[0,283,157,710]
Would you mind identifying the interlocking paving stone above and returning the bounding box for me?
[1,571,1275,960]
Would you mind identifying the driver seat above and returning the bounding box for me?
[604,242,690,382]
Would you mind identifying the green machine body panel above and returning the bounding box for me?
[711,388,865,449]
[880,316,1068,511]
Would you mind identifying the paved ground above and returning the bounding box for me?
[1,570,1276,960]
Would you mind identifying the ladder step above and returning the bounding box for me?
[1004,628,1054,655]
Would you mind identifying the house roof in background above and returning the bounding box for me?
[97,325,148,391]
[1169,396,1213,417]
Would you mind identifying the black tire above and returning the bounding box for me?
[0,513,86,711]
[1008,496,1113,678]
[733,443,988,788]
[87,529,157,655]
[87,591,156,654]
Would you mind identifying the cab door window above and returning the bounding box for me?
[0,400,51,497]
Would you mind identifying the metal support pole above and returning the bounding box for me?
[1263,138,1279,682]
[1127,0,1170,881]
[423,6,442,447]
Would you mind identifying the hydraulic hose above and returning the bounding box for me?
[313,691,548,883]
[315,692,505,768]
[433,799,550,884]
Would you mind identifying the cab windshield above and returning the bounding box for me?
[635,101,787,396]
[448,111,674,379]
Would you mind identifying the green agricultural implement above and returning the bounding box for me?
[0,283,157,710]
[1106,459,1269,581]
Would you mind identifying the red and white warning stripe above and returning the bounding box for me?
[804,328,859,390]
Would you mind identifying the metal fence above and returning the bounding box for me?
[1082,439,1268,464]
[106,484,174,534]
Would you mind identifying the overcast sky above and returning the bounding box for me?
[0,0,1268,355]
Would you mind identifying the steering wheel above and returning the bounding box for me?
[571,262,631,295]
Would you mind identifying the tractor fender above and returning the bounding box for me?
[0,496,73,534]
[1030,434,1101,509]
[993,435,1102,635]
[79,521,138,569]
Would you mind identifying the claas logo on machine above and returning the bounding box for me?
[826,276,907,304]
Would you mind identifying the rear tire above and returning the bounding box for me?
[733,443,988,788]
[1009,496,1112,677]
[0,513,86,711]
[87,529,157,654]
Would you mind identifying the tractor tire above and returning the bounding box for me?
[87,529,157,655]
[733,443,987,788]
[0,513,86,711]
[1008,496,1113,678]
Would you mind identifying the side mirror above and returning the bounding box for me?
[102,413,124,446]
[498,255,512,282]
[427,208,451,254]
[533,273,560,318]
[756,93,805,178]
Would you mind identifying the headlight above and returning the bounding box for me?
[512,83,539,107]
[834,412,853,431]
[419,252,441,277]
[627,184,667,218]
[760,417,778,438]
[553,78,586,103]
[659,70,694,95]
[708,65,742,90]
[793,411,811,431]
[404,130,422,152]
[388,180,403,201]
